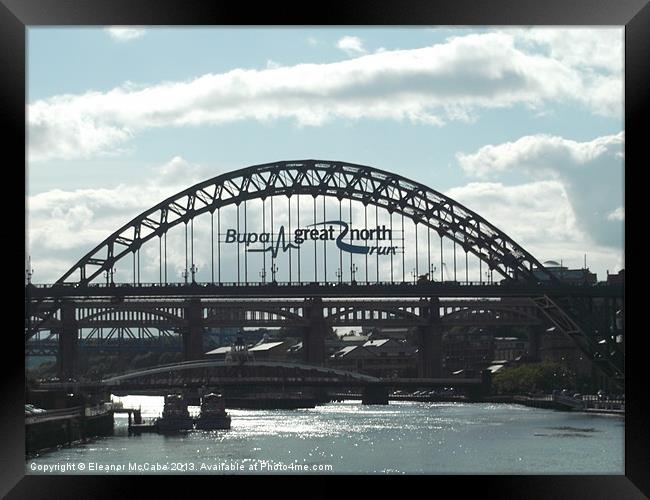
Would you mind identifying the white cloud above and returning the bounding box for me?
[337,36,367,55]
[105,27,146,42]
[27,157,214,281]
[456,132,623,178]
[510,28,623,117]
[28,30,623,162]
[446,180,583,245]
[607,206,624,221]
[512,27,623,74]
[445,181,623,278]
[455,132,624,250]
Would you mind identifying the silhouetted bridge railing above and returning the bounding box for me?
[27,281,623,300]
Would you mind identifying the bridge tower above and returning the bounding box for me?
[58,300,78,378]
[303,297,327,365]
[417,297,442,378]
[183,298,204,360]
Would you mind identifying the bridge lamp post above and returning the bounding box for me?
[104,267,117,286]
[351,263,358,283]
[190,264,198,283]
[259,267,267,283]
[430,264,437,282]
[271,263,278,283]
[25,257,34,285]
[181,269,189,285]
[411,268,417,284]
[336,267,343,283]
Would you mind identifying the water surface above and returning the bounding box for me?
[26,396,624,474]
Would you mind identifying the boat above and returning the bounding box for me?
[156,394,194,433]
[195,393,231,430]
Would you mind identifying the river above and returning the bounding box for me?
[26,396,624,474]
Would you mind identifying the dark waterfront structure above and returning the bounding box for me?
[25,402,114,456]
[25,160,624,394]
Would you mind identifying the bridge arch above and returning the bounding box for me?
[55,160,554,286]
[203,306,306,325]
[77,307,184,327]
[324,304,425,325]
[102,359,380,385]
[441,305,542,325]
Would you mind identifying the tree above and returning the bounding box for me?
[492,362,576,394]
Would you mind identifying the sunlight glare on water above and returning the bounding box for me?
[26,398,623,475]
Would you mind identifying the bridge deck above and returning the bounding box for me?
[27,281,622,300]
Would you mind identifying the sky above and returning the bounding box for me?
[26,27,625,284]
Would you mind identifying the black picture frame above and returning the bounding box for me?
[3,0,647,497]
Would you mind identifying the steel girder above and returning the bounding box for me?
[55,159,555,286]
[441,305,542,326]
[532,295,624,386]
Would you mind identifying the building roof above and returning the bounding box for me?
[363,339,391,348]
[331,345,377,359]
[340,335,369,342]
[248,341,285,352]
[333,346,359,357]
[205,346,232,355]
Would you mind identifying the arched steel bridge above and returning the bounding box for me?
[25,160,624,387]
[36,359,489,400]
[56,159,554,286]
[102,359,380,386]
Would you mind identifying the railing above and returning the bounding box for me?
[25,405,84,424]
[580,395,625,411]
[29,280,619,289]
[84,402,113,417]
[512,394,552,403]
[42,405,85,417]
[29,280,498,288]
[26,404,113,423]
[552,394,585,410]
[511,394,624,412]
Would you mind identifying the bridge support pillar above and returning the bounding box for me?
[417,298,442,378]
[183,299,204,361]
[362,384,389,405]
[58,301,78,379]
[303,298,327,366]
[528,326,543,361]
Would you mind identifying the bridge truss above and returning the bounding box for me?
[25,160,624,386]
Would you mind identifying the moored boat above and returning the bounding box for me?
[156,394,194,433]
[195,393,231,430]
